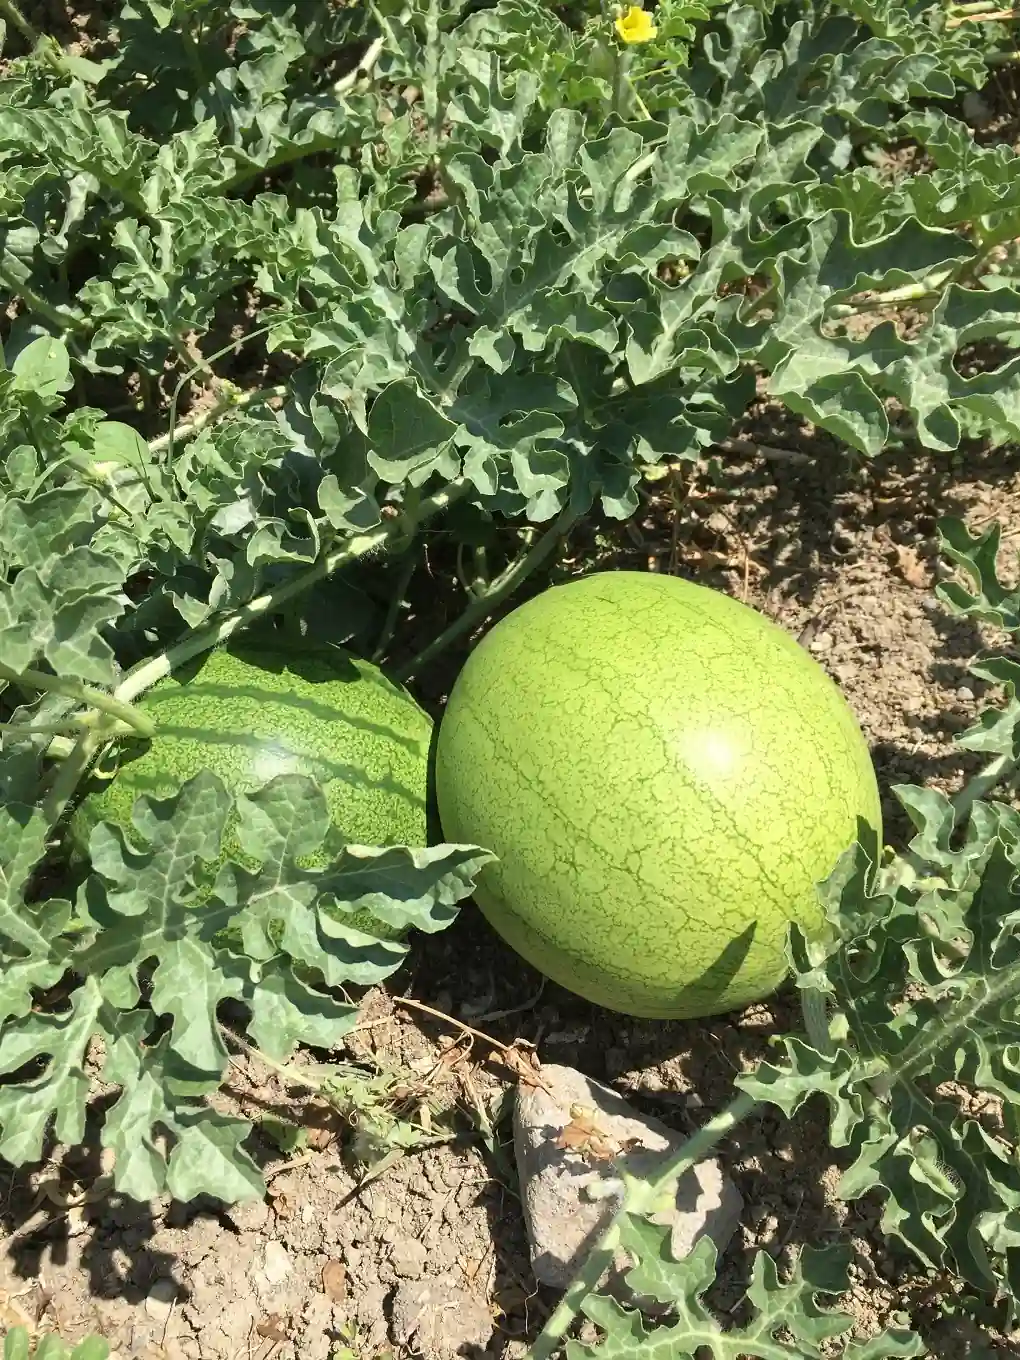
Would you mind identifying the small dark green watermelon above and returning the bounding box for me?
[71,642,432,871]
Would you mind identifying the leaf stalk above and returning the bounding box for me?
[393,504,578,681]
[0,663,156,737]
[114,477,474,705]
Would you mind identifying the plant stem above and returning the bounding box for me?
[800,986,833,1056]
[0,663,156,737]
[423,0,442,155]
[393,505,578,682]
[0,718,117,738]
[947,6,1018,22]
[528,1090,760,1360]
[114,478,473,705]
[612,47,632,118]
[148,384,286,456]
[372,545,422,661]
[828,272,956,322]
[0,0,39,46]
[952,750,1018,819]
[0,269,87,333]
[41,728,105,827]
[334,34,385,94]
[220,1024,326,1090]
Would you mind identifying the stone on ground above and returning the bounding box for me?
[514,1063,742,1292]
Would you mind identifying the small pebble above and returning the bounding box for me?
[262,1241,292,1287]
[144,1277,178,1322]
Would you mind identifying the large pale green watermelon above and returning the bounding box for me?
[434,571,881,1019]
[72,643,432,875]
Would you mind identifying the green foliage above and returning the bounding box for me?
[725,517,1020,1307]
[1,0,1020,1349]
[572,1229,924,1357]
[2,1328,108,1360]
[0,768,489,1200]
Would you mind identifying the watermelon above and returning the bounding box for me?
[434,570,881,1019]
[71,643,432,877]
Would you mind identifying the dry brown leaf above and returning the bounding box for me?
[892,543,928,588]
[255,1314,289,1342]
[268,1189,292,1218]
[321,1260,348,1301]
[305,1125,334,1151]
[554,1104,620,1162]
[0,1289,37,1333]
[437,1038,472,1072]
[496,1041,544,1088]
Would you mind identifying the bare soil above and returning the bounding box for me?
[4,437,1020,1360]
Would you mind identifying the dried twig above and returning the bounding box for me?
[715,436,812,465]
[393,996,554,1093]
[393,995,517,1053]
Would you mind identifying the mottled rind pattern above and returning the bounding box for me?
[435,571,882,1019]
[73,645,432,936]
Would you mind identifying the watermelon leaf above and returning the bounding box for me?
[566,1226,923,1358]
[0,771,490,1199]
[738,828,1020,1302]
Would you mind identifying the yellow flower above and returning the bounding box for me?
[615,4,658,43]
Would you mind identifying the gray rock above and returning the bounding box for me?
[143,1276,179,1322]
[514,1064,742,1292]
[259,1240,293,1288]
[391,1276,492,1359]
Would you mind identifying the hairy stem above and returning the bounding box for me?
[41,728,106,828]
[952,750,1018,819]
[162,320,292,466]
[947,6,1018,23]
[0,0,36,41]
[800,986,834,1057]
[115,478,473,704]
[423,0,442,155]
[612,47,633,118]
[0,0,66,69]
[220,1024,326,1090]
[0,663,156,737]
[372,546,423,662]
[831,268,956,317]
[334,34,385,94]
[393,506,578,682]
[528,1091,760,1360]
[0,270,87,333]
[148,384,286,457]
[0,720,85,738]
